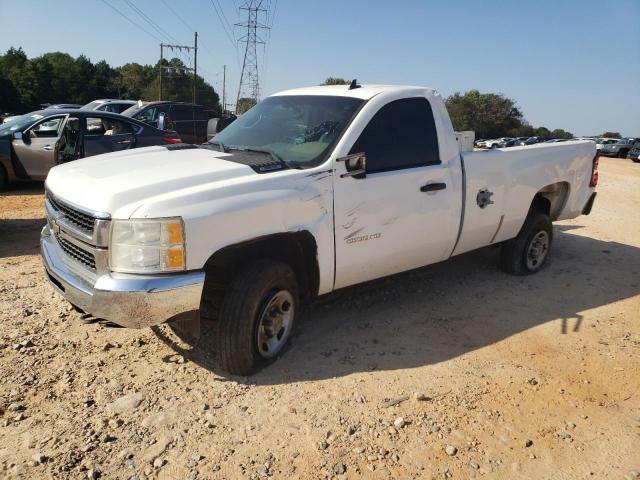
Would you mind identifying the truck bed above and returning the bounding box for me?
[453,141,596,256]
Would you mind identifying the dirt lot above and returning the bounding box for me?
[0,157,638,480]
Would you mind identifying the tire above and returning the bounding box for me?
[216,259,299,375]
[618,150,628,159]
[500,212,553,275]
[0,164,7,190]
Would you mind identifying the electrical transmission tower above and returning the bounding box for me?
[236,1,269,108]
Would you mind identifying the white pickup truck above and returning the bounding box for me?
[41,84,599,375]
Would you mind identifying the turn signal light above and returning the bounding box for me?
[163,136,182,144]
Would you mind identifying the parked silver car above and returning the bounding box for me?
[81,99,137,114]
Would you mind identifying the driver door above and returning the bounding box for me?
[12,115,66,179]
[333,97,459,289]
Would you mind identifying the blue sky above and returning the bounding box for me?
[1,0,639,136]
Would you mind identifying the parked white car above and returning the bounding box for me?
[41,84,599,374]
[485,137,512,148]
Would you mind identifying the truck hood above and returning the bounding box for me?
[45,145,255,218]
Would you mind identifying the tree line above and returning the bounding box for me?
[322,78,620,139]
[0,47,221,115]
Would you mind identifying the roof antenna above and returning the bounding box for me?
[348,79,361,90]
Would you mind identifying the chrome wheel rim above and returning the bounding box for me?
[526,230,549,270]
[256,290,294,358]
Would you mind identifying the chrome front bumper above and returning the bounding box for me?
[41,225,205,328]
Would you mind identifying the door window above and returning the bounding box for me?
[101,103,125,113]
[29,116,64,138]
[136,106,157,123]
[86,117,135,136]
[350,98,440,173]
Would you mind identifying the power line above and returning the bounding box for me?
[159,0,193,33]
[123,0,180,44]
[215,0,235,34]
[123,1,192,67]
[209,0,237,51]
[98,0,163,43]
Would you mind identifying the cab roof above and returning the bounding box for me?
[271,84,438,100]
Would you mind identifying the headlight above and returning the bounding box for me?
[109,218,186,273]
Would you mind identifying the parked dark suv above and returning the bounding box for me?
[122,101,208,144]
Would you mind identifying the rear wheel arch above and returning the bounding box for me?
[530,181,570,220]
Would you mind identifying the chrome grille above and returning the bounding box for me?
[47,193,95,234]
[56,234,96,271]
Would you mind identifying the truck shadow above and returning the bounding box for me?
[0,218,46,258]
[0,182,46,258]
[1,181,45,196]
[155,226,640,383]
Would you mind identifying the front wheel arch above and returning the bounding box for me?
[199,231,320,322]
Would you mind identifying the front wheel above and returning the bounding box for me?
[500,212,553,275]
[618,150,628,158]
[0,164,7,190]
[216,260,299,375]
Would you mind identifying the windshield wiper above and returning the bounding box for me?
[207,140,227,152]
[228,146,292,168]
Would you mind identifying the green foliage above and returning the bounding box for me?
[322,77,350,85]
[509,123,535,138]
[445,90,584,140]
[550,128,573,139]
[236,97,257,114]
[599,131,621,138]
[534,127,551,138]
[445,90,524,139]
[0,47,220,114]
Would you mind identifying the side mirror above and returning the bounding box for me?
[13,131,23,141]
[337,152,366,179]
[157,112,166,131]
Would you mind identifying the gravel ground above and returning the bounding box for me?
[0,157,639,480]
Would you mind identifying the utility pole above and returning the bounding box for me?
[236,1,269,108]
[193,31,198,104]
[159,44,163,100]
[222,64,226,112]
[158,36,198,103]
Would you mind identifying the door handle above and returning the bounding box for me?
[420,182,446,192]
[43,145,53,151]
[116,139,133,145]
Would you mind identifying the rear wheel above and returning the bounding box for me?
[500,212,553,275]
[618,150,628,158]
[215,260,299,375]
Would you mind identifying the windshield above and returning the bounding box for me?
[0,113,44,134]
[211,95,365,168]
[122,103,149,117]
